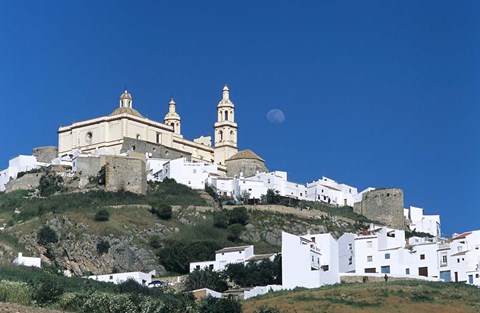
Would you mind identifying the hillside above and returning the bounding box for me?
[243,280,480,313]
[0,179,371,276]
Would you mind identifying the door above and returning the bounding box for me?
[454,272,458,282]
[418,267,428,277]
[440,270,451,282]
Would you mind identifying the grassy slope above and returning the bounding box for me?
[243,280,480,313]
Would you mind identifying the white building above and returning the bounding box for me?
[306,176,358,206]
[189,245,276,272]
[87,270,156,286]
[338,227,440,280]
[439,231,480,285]
[13,252,41,268]
[281,231,339,289]
[404,206,441,238]
[240,171,307,201]
[0,155,38,192]
[152,157,218,189]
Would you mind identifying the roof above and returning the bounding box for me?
[109,107,144,118]
[452,232,472,240]
[216,245,252,254]
[246,253,276,262]
[227,150,265,162]
[120,90,132,100]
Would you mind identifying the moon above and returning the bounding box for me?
[266,109,286,124]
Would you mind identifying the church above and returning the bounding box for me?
[58,85,267,176]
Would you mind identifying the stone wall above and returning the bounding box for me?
[32,146,58,163]
[105,156,147,194]
[76,156,104,177]
[225,159,268,177]
[5,173,43,193]
[353,188,405,229]
[121,138,191,160]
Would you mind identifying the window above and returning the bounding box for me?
[381,266,390,274]
[441,255,448,266]
[196,265,200,270]
[420,254,425,260]
[406,268,410,275]
[348,256,353,265]
[367,256,373,262]
[109,275,113,280]
[385,253,390,260]
[193,169,197,174]
[367,241,373,248]
[348,243,352,251]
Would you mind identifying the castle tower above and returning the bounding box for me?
[214,84,238,165]
[119,90,133,108]
[164,97,181,134]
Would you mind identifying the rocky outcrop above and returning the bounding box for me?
[19,216,169,276]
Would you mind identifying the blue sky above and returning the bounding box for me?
[1,1,479,235]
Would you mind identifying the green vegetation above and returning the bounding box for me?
[39,173,64,197]
[150,204,173,220]
[37,226,58,246]
[225,256,281,287]
[96,239,110,254]
[94,208,110,221]
[0,264,241,312]
[198,295,242,313]
[184,268,228,292]
[157,240,222,274]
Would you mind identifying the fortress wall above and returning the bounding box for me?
[105,156,147,194]
[33,146,58,163]
[353,188,405,229]
[121,138,190,160]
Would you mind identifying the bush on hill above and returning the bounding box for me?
[150,203,173,220]
[37,226,58,246]
[94,208,110,221]
[184,268,228,292]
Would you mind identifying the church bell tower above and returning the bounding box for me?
[214,84,238,165]
[164,97,181,135]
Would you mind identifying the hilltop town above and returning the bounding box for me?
[0,85,479,307]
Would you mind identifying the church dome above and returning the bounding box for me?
[120,90,133,100]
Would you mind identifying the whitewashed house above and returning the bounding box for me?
[189,245,276,272]
[153,157,218,189]
[0,155,38,192]
[243,171,308,200]
[338,227,440,280]
[441,231,480,285]
[404,206,441,238]
[281,231,339,289]
[13,252,41,268]
[306,176,358,206]
[87,270,156,286]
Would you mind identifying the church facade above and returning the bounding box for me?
[58,85,240,169]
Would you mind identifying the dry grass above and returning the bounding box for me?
[243,280,480,313]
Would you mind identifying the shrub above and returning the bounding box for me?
[94,208,110,221]
[37,226,58,245]
[149,235,162,249]
[213,211,228,228]
[0,280,32,305]
[227,223,245,242]
[31,277,64,305]
[198,295,242,313]
[150,204,173,220]
[254,305,281,313]
[184,268,228,292]
[228,207,249,225]
[96,239,110,254]
[39,174,63,197]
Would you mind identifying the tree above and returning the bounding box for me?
[184,268,228,292]
[39,174,63,197]
[227,223,245,242]
[228,207,249,226]
[32,277,64,305]
[225,255,282,287]
[150,204,173,220]
[266,189,280,204]
[37,226,58,245]
[96,239,110,254]
[213,211,228,228]
[149,235,162,249]
[94,208,110,221]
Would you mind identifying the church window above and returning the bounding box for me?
[136,134,140,139]
[156,133,161,143]
[219,131,223,141]
[131,145,135,151]
[86,132,93,142]
[224,111,229,121]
